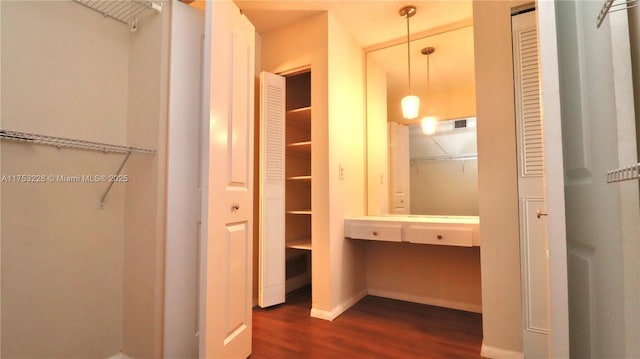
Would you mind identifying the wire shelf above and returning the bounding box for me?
[597,0,639,28]
[0,129,154,154]
[73,0,162,31]
[607,163,640,183]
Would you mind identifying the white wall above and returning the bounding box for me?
[164,2,204,358]
[327,13,367,312]
[0,2,168,358]
[1,2,129,357]
[474,1,530,356]
[366,58,389,215]
[123,4,170,358]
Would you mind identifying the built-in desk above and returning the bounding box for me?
[344,215,480,247]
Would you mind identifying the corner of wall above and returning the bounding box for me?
[473,0,530,354]
[481,342,524,359]
[326,12,368,312]
[310,288,367,321]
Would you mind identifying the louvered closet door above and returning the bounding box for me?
[512,9,549,358]
[258,71,286,307]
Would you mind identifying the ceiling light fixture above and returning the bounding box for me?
[400,5,419,120]
[421,46,437,135]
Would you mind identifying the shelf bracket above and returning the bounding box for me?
[99,151,132,208]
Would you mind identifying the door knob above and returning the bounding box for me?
[231,203,240,211]
[536,209,548,219]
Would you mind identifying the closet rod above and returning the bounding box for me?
[607,163,640,183]
[597,0,639,28]
[0,129,155,154]
[410,154,478,163]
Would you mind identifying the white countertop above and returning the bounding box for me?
[345,215,479,225]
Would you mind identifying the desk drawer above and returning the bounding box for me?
[349,223,402,242]
[405,226,473,247]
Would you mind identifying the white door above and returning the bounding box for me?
[258,71,286,308]
[538,1,639,358]
[512,9,549,358]
[388,122,410,213]
[165,2,204,358]
[200,0,255,358]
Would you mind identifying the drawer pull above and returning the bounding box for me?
[437,235,443,240]
[372,231,379,236]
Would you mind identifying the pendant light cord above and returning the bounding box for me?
[427,53,430,97]
[406,15,411,94]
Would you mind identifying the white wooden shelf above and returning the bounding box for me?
[286,237,312,250]
[287,141,311,155]
[286,210,312,215]
[287,175,312,181]
[286,106,311,130]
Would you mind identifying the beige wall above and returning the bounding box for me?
[366,243,482,312]
[260,11,367,315]
[327,13,367,309]
[0,2,168,358]
[0,2,128,357]
[260,12,333,311]
[123,5,170,359]
[631,6,640,156]
[410,159,479,215]
[363,14,481,315]
[388,84,476,123]
[366,58,389,215]
[474,0,530,355]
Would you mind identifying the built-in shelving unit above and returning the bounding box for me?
[284,71,312,293]
[286,237,312,250]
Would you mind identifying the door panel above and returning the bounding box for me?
[553,0,639,357]
[521,197,549,333]
[230,30,251,186]
[258,71,286,308]
[224,222,250,345]
[536,2,571,356]
[201,0,255,357]
[388,122,409,213]
[512,10,549,358]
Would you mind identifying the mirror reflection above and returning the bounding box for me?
[366,24,478,216]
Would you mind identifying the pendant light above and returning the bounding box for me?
[400,6,419,120]
[421,47,437,135]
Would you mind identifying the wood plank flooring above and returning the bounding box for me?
[251,286,483,359]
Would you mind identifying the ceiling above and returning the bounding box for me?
[232,0,473,48]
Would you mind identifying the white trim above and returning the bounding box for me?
[367,288,482,313]
[310,289,367,321]
[106,353,133,359]
[480,342,524,359]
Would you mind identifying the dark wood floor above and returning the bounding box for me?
[251,286,483,359]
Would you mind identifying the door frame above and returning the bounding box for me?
[536,2,570,357]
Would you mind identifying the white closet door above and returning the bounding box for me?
[258,71,286,308]
[388,122,410,213]
[200,0,255,357]
[513,10,549,358]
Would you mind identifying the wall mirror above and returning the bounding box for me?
[366,24,478,216]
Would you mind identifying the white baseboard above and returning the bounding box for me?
[106,353,133,359]
[481,342,524,359]
[367,288,482,313]
[310,289,367,321]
